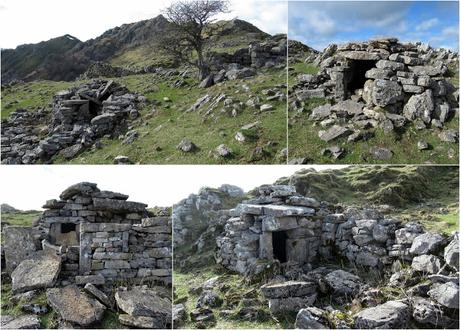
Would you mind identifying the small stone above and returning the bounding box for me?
[260,104,274,111]
[417,141,429,150]
[176,138,197,152]
[370,147,393,160]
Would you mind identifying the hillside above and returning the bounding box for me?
[1,16,268,83]
[1,16,287,165]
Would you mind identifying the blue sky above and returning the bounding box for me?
[289,0,459,51]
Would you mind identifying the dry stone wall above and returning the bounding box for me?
[216,184,443,276]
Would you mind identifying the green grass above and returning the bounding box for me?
[174,266,285,329]
[1,80,77,119]
[44,68,287,164]
[289,61,320,75]
[1,211,41,227]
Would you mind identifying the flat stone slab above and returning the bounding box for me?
[261,281,317,299]
[47,285,106,326]
[325,270,362,295]
[3,226,37,274]
[119,314,165,329]
[115,287,171,326]
[355,301,410,328]
[2,314,41,329]
[318,125,351,142]
[93,198,147,213]
[12,253,61,294]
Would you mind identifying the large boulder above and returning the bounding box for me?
[3,226,38,274]
[12,253,61,294]
[371,79,404,107]
[403,90,434,124]
[355,300,410,328]
[324,270,361,295]
[428,282,459,309]
[409,232,444,255]
[59,182,99,200]
[47,285,106,326]
[115,287,171,328]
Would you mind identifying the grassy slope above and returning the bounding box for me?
[288,62,460,164]
[1,211,41,226]
[1,68,286,164]
[283,165,459,235]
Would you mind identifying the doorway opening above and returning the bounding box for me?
[347,60,376,93]
[272,231,287,263]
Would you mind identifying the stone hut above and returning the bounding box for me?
[216,184,442,276]
[1,80,146,164]
[293,38,458,141]
[4,182,172,290]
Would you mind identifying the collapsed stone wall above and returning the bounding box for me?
[1,80,146,164]
[216,184,446,276]
[291,38,459,150]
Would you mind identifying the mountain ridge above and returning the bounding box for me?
[1,15,269,84]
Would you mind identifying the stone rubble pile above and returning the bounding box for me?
[291,38,459,154]
[1,80,147,164]
[2,182,172,328]
[202,35,287,88]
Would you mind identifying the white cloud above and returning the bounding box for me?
[416,18,439,32]
[0,165,347,210]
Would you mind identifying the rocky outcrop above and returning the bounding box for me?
[173,185,244,269]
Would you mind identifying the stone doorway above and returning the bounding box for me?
[346,60,376,93]
[272,231,288,263]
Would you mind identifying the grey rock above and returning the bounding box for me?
[176,138,197,152]
[3,226,37,274]
[318,125,351,142]
[372,79,404,107]
[370,147,393,160]
[309,104,331,121]
[12,253,61,294]
[261,281,317,299]
[2,315,41,329]
[411,254,442,274]
[115,287,171,325]
[439,129,458,143]
[325,270,361,295]
[444,233,459,269]
[331,100,364,116]
[295,307,328,329]
[417,141,429,150]
[60,182,99,200]
[113,155,132,164]
[409,232,444,255]
[197,291,223,308]
[403,90,434,124]
[355,300,410,328]
[215,144,232,158]
[173,304,187,328]
[411,296,446,326]
[84,283,114,308]
[428,282,459,309]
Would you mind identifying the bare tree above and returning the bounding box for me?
[159,0,229,81]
